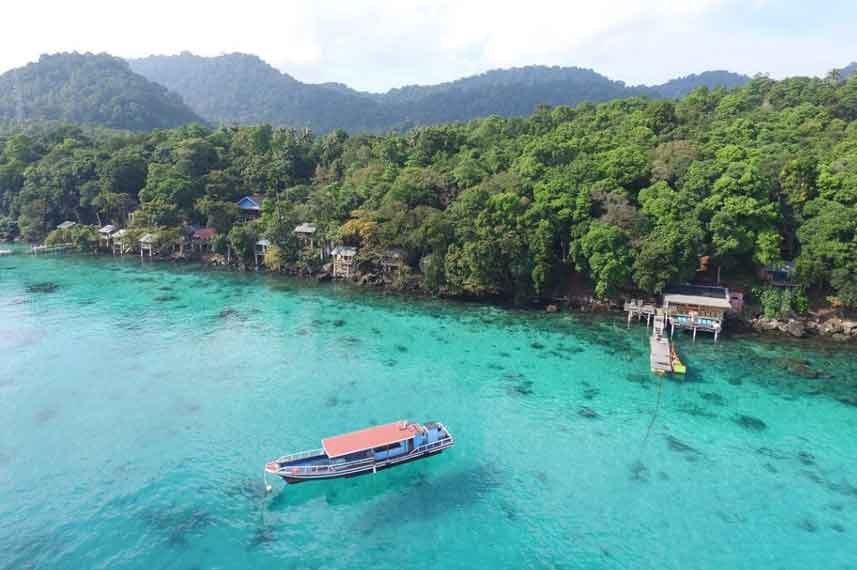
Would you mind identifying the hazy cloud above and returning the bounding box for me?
[3,0,856,91]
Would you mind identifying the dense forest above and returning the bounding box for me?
[0,53,202,131]
[2,75,857,310]
[130,53,750,132]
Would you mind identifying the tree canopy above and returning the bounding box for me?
[3,74,857,306]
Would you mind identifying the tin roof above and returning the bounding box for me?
[322,421,420,458]
[663,294,732,309]
[192,227,216,240]
[293,222,317,235]
[331,245,357,256]
[57,221,77,230]
[98,224,117,235]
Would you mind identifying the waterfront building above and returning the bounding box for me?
[191,227,216,252]
[236,195,264,219]
[331,245,358,278]
[380,247,407,273]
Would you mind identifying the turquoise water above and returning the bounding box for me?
[1,252,856,570]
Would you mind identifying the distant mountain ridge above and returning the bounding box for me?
[0,53,202,131]
[129,53,753,132]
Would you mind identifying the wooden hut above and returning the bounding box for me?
[255,239,270,266]
[331,245,358,278]
[111,229,129,255]
[98,224,117,248]
[139,233,157,258]
[380,247,407,273]
[237,195,264,219]
[663,285,732,342]
[192,227,216,252]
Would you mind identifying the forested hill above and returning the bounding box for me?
[3,74,857,311]
[129,53,751,132]
[649,71,750,98]
[0,53,203,131]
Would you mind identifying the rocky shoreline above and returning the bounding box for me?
[749,315,857,342]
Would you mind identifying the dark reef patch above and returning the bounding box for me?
[797,517,818,533]
[35,408,57,424]
[676,402,717,419]
[530,342,545,350]
[698,392,727,406]
[154,295,179,303]
[508,380,534,396]
[582,387,600,400]
[27,282,59,294]
[734,414,767,431]
[630,460,649,482]
[666,435,700,456]
[578,406,599,419]
[395,344,408,353]
[332,319,346,327]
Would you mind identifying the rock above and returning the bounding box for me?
[841,320,857,335]
[820,318,843,336]
[316,272,331,282]
[545,304,559,313]
[753,317,782,332]
[831,333,849,342]
[784,319,806,338]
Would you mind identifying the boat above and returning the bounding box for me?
[671,347,687,375]
[264,420,454,485]
[0,249,12,256]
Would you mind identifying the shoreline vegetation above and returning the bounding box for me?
[2,73,857,343]
[14,242,857,345]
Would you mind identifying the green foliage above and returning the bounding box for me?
[227,223,258,264]
[753,287,810,319]
[129,54,749,133]
[0,216,17,240]
[2,70,857,306]
[44,224,97,251]
[262,245,285,271]
[0,53,202,130]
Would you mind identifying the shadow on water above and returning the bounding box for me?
[140,506,217,549]
[352,463,500,534]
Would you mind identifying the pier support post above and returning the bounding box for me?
[693,327,697,342]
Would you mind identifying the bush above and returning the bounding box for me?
[753,286,809,319]
[44,225,97,251]
[263,245,285,271]
[0,217,18,241]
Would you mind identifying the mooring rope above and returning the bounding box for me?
[642,371,666,446]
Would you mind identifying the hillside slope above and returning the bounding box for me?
[0,53,203,131]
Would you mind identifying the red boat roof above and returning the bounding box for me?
[322,421,420,458]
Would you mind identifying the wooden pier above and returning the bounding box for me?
[31,243,74,255]
[624,300,657,328]
[649,312,673,374]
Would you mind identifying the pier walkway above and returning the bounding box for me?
[649,312,673,374]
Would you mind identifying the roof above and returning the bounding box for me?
[139,233,156,244]
[331,245,357,256]
[663,294,732,309]
[57,221,77,230]
[256,239,271,247]
[192,227,216,240]
[237,195,263,211]
[113,229,128,238]
[293,222,317,235]
[98,224,117,235]
[322,421,420,458]
[383,247,406,258]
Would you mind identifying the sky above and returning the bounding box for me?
[2,0,856,92]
